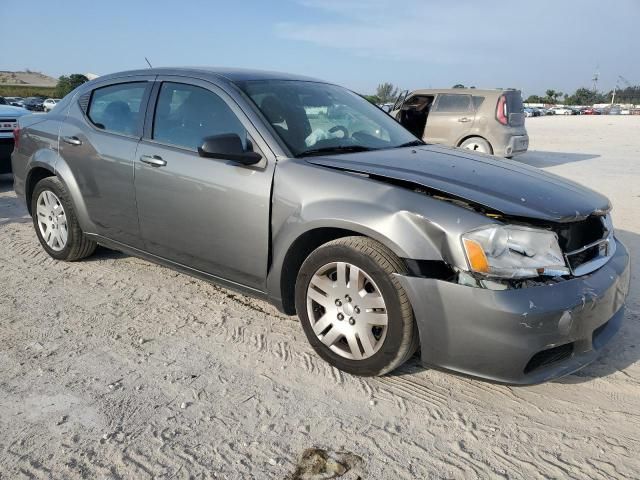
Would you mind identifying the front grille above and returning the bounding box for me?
[555,215,605,252]
[553,215,613,275]
[567,245,599,270]
[0,119,17,131]
[524,343,574,374]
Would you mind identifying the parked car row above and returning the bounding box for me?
[0,96,61,112]
[524,107,549,117]
[524,105,636,116]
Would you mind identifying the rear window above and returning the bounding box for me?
[505,92,524,113]
[434,94,472,113]
[87,82,146,136]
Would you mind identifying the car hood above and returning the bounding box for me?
[305,145,610,223]
[0,105,30,116]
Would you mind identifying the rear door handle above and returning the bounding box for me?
[62,136,82,145]
[458,117,471,123]
[140,154,167,167]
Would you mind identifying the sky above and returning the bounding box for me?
[2,0,639,97]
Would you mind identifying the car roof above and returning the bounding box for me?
[408,88,519,96]
[95,67,328,85]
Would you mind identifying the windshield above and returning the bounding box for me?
[238,80,418,156]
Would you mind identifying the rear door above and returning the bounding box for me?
[58,76,155,247]
[424,93,475,145]
[134,76,275,290]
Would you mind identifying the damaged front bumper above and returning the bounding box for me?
[397,239,630,385]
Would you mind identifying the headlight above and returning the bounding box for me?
[461,225,569,278]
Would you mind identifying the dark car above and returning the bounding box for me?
[10,67,630,384]
[23,97,45,112]
[582,108,601,115]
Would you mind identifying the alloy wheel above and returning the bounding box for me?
[306,261,388,360]
[36,190,68,252]
[463,141,487,153]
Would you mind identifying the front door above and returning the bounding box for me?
[423,93,475,145]
[58,78,154,247]
[134,78,275,290]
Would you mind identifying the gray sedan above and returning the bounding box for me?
[11,68,630,384]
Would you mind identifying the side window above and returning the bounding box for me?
[88,82,146,135]
[472,96,485,110]
[434,94,472,113]
[153,82,247,150]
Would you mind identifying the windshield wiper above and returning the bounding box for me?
[395,140,425,148]
[296,145,375,157]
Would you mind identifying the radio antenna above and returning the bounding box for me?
[144,57,153,68]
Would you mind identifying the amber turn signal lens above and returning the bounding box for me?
[463,238,489,273]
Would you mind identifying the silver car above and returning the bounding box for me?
[11,68,630,383]
[1,103,30,174]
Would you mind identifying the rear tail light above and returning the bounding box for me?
[13,126,20,150]
[496,95,508,125]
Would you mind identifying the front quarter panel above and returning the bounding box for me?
[267,158,497,304]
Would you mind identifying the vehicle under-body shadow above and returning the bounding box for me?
[518,150,600,168]
[0,175,31,227]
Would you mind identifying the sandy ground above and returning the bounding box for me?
[1,115,639,479]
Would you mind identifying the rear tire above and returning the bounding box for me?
[31,177,96,261]
[459,137,493,154]
[295,236,419,376]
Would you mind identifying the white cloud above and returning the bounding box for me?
[276,0,506,64]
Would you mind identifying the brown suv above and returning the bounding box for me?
[390,88,528,157]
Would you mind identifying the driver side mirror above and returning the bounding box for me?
[197,134,262,165]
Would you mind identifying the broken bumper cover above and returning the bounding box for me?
[397,239,630,384]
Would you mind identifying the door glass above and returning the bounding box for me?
[472,96,485,110]
[434,94,472,113]
[87,82,147,135]
[153,82,247,150]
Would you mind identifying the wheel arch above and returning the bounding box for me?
[270,217,442,315]
[25,166,56,215]
[277,225,416,316]
[25,158,95,234]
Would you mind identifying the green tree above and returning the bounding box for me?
[544,89,563,103]
[375,82,399,104]
[525,95,544,103]
[56,74,89,98]
[362,94,381,104]
[564,87,608,106]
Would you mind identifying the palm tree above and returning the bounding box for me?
[376,83,400,104]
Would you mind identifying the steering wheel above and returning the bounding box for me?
[329,125,349,139]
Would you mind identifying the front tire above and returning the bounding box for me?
[295,236,418,376]
[31,177,96,261]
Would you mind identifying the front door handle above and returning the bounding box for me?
[140,155,167,167]
[62,136,82,145]
[458,117,471,123]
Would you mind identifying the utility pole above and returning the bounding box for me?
[592,66,599,94]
